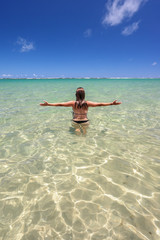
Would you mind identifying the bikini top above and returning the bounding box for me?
[72,111,87,117]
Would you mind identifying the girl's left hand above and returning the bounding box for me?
[40,100,49,106]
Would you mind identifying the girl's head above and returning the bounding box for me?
[75,87,85,101]
[75,87,87,109]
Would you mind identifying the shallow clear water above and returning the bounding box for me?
[0,79,160,240]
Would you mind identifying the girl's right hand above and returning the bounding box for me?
[112,100,122,105]
[40,101,49,106]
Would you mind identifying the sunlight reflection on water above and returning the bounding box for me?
[0,79,160,239]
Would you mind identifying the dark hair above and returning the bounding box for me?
[75,87,88,109]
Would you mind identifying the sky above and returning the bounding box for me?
[0,0,160,78]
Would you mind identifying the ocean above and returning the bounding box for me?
[0,78,160,240]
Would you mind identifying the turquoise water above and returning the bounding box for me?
[0,78,160,240]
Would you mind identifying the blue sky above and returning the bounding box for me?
[0,0,160,78]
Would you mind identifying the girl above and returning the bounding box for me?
[40,87,121,134]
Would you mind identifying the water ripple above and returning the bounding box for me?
[1,79,160,239]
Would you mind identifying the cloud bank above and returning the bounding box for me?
[102,0,147,26]
[122,21,140,35]
[16,37,34,52]
[2,74,12,78]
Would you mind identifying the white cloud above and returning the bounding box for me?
[84,29,92,38]
[102,0,147,26]
[33,73,38,78]
[2,74,12,78]
[16,37,35,52]
[122,21,140,35]
[152,62,157,66]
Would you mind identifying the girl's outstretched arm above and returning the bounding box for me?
[87,100,122,107]
[40,100,74,107]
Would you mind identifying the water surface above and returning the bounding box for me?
[0,79,160,240]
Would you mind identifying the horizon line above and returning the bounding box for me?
[0,77,160,80]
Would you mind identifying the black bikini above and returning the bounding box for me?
[72,120,89,124]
